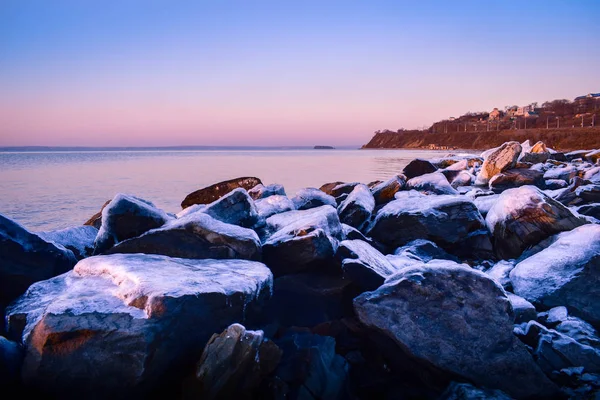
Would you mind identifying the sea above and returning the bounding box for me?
[0,147,477,232]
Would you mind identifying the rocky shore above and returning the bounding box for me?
[1,140,600,399]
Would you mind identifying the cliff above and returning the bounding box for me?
[362,127,600,151]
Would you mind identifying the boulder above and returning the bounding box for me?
[402,159,437,179]
[337,240,399,291]
[93,194,171,254]
[337,184,375,230]
[545,179,568,190]
[202,188,259,228]
[255,195,295,220]
[507,293,537,324]
[181,177,262,209]
[319,181,344,196]
[485,260,515,290]
[540,307,600,349]
[472,193,499,217]
[585,149,600,164]
[354,262,557,399]
[248,183,286,200]
[106,212,261,261]
[321,182,361,198]
[262,206,343,276]
[519,152,549,164]
[291,188,337,210]
[475,141,522,185]
[574,203,600,220]
[449,170,474,188]
[575,184,600,204]
[485,186,586,259]
[406,172,458,195]
[370,175,406,205]
[83,199,111,229]
[393,239,459,263]
[510,224,600,324]
[0,213,77,305]
[6,254,273,398]
[488,169,545,192]
[184,324,281,399]
[0,336,23,388]
[430,155,483,169]
[531,141,548,153]
[438,382,513,400]
[565,150,592,161]
[38,225,98,259]
[543,165,577,182]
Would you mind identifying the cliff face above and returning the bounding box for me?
[362,127,600,151]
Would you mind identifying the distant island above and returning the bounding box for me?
[363,92,599,151]
[314,145,335,149]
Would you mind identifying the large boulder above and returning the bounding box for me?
[406,172,458,195]
[485,186,586,259]
[262,206,343,276]
[370,175,406,205]
[181,177,262,209]
[354,262,558,399]
[93,194,171,254]
[402,159,437,180]
[255,195,295,220]
[38,225,98,260]
[6,254,273,398]
[291,188,337,210]
[510,224,600,324]
[337,240,399,291]
[337,184,375,230]
[475,141,522,185]
[366,193,491,258]
[202,188,259,228]
[488,168,545,192]
[184,323,281,399]
[0,214,77,305]
[106,211,261,261]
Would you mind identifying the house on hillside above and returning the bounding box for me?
[515,105,535,116]
[489,108,502,120]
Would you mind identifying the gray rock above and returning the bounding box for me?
[507,293,537,324]
[6,254,273,398]
[337,240,399,291]
[370,175,406,205]
[485,186,586,259]
[337,184,375,230]
[38,225,98,260]
[93,193,171,254]
[354,262,557,399]
[106,211,261,261]
[291,188,337,210]
[406,172,459,195]
[402,158,437,180]
[248,183,286,200]
[0,213,77,304]
[202,188,259,228]
[476,141,522,185]
[510,224,600,324]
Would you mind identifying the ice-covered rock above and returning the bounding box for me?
[392,239,459,263]
[485,186,586,259]
[6,254,273,398]
[370,175,406,205]
[540,306,600,348]
[106,211,261,260]
[575,184,600,204]
[475,141,522,185]
[585,149,600,164]
[583,166,600,183]
[93,193,171,254]
[367,194,491,259]
[545,179,568,190]
[402,158,437,179]
[354,262,557,399]
[202,188,259,228]
[248,183,286,200]
[291,187,337,210]
[485,260,515,290]
[510,224,600,324]
[406,172,458,195]
[507,293,537,324]
[337,240,399,291]
[438,382,513,400]
[337,184,375,230]
[83,199,111,229]
[573,203,600,220]
[255,195,295,220]
[181,177,262,209]
[38,225,98,259]
[449,170,474,188]
[262,206,343,276]
[565,150,592,161]
[543,165,577,182]
[472,193,499,217]
[0,213,77,305]
[488,168,545,192]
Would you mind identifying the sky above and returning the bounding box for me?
[0,1,598,147]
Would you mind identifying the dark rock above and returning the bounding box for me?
[183,323,281,399]
[430,155,483,169]
[291,188,337,210]
[202,188,259,228]
[585,149,600,164]
[576,184,600,204]
[476,142,522,185]
[402,158,438,180]
[510,224,600,324]
[485,186,586,259]
[393,239,459,263]
[248,183,286,200]
[519,152,549,164]
[565,150,593,161]
[508,293,537,324]
[38,225,98,260]
[488,168,545,192]
[93,193,171,254]
[406,172,458,195]
[337,240,399,291]
[485,260,515,290]
[6,254,273,398]
[545,179,568,190]
[540,307,600,349]
[325,182,361,198]
[354,262,558,399]
[574,203,600,220]
[0,213,77,305]
[0,336,23,388]
[83,199,111,229]
[181,177,262,209]
[370,175,406,205]
[438,382,513,400]
[543,165,577,182]
[255,195,295,220]
[337,184,375,230]
[106,211,261,261]
[319,181,345,196]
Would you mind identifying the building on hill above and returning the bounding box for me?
[515,105,536,116]
[489,108,502,120]
[575,93,600,101]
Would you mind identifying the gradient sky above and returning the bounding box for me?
[0,1,598,147]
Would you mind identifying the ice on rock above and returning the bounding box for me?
[291,188,336,210]
[337,184,375,230]
[255,195,295,220]
[39,225,98,259]
[337,239,399,291]
[406,172,458,195]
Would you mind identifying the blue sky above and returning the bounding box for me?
[0,0,598,146]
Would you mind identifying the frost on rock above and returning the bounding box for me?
[93,193,172,255]
[475,141,522,185]
[337,239,398,291]
[291,187,337,210]
[248,183,286,200]
[38,225,98,260]
[507,293,537,324]
[5,253,273,397]
[393,239,459,263]
[510,224,600,324]
[255,195,295,220]
[106,211,262,260]
[406,172,458,195]
[485,260,515,290]
[337,184,375,230]
[202,188,259,228]
[543,165,577,182]
[176,203,206,219]
[370,175,406,205]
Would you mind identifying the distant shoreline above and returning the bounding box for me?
[0,145,361,152]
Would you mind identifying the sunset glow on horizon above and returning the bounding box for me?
[1,0,598,147]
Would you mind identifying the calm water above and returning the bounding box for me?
[0,149,472,231]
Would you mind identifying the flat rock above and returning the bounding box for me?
[38,225,98,260]
[370,175,406,205]
[337,184,375,230]
[485,186,586,259]
[406,172,458,195]
[510,224,600,324]
[475,141,522,185]
[0,213,77,304]
[337,240,399,291]
[106,211,261,260]
[248,183,286,200]
[354,262,557,399]
[181,177,262,209]
[291,188,337,210]
[6,254,273,398]
[402,159,437,180]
